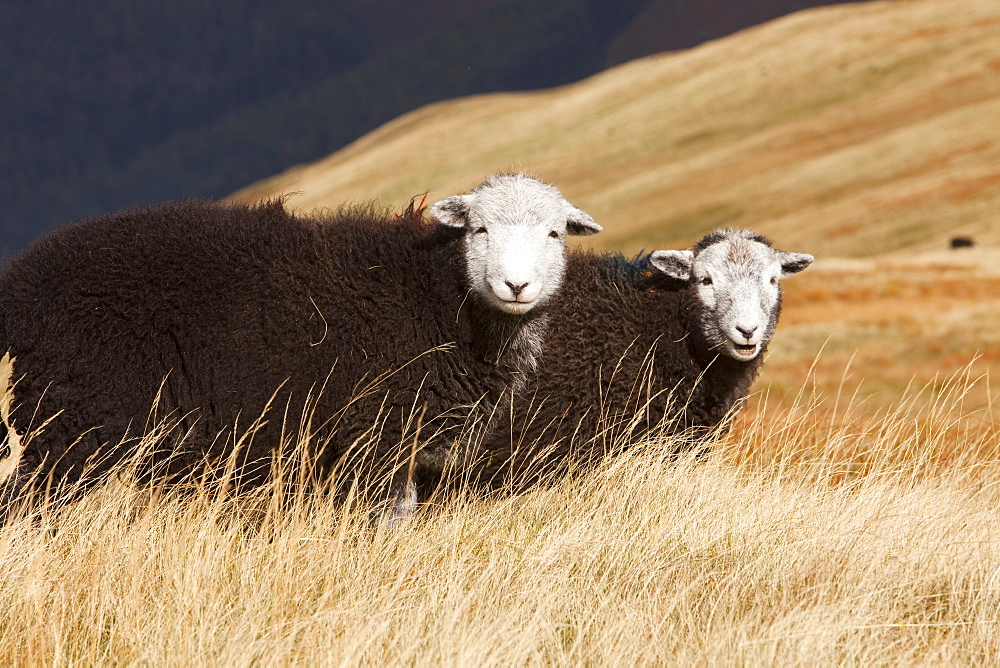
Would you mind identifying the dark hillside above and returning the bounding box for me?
[0,1,367,253]
[607,0,869,64]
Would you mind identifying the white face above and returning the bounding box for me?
[651,231,813,361]
[430,174,602,315]
[691,240,783,360]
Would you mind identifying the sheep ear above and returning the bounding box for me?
[429,194,473,229]
[777,251,813,277]
[565,204,602,236]
[649,250,694,281]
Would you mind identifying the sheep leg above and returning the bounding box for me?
[388,479,418,520]
[369,477,418,527]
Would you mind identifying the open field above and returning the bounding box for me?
[759,246,1000,408]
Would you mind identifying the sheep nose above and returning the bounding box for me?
[505,281,529,299]
[736,325,757,340]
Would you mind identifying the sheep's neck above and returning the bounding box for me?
[466,298,550,380]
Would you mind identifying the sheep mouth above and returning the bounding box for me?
[498,299,536,315]
[732,343,758,358]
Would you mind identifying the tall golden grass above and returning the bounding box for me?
[0,356,996,665]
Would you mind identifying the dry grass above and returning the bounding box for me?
[757,247,1000,417]
[0,362,997,665]
[230,0,1000,258]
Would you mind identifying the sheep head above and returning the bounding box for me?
[650,229,813,361]
[430,173,601,315]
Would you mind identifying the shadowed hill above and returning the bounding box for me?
[232,0,1000,257]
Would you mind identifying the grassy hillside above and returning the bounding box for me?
[3,1,999,662]
[758,247,999,422]
[233,0,1000,258]
[3,0,864,256]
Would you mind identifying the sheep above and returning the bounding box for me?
[476,228,813,489]
[0,173,601,512]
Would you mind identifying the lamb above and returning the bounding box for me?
[476,228,813,489]
[0,173,601,510]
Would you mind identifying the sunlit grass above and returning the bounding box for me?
[0,360,997,665]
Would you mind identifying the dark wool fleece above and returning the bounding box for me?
[475,249,765,491]
[0,200,539,496]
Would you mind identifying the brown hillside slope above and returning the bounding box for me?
[231,0,1000,257]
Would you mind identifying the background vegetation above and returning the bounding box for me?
[233,0,1000,258]
[3,0,863,255]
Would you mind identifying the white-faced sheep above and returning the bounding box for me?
[0,173,601,510]
[477,228,813,489]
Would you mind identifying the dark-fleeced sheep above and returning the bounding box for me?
[477,228,813,489]
[0,173,601,511]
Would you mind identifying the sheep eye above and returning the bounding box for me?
[549,230,560,239]
[474,226,488,235]
[700,276,713,286]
